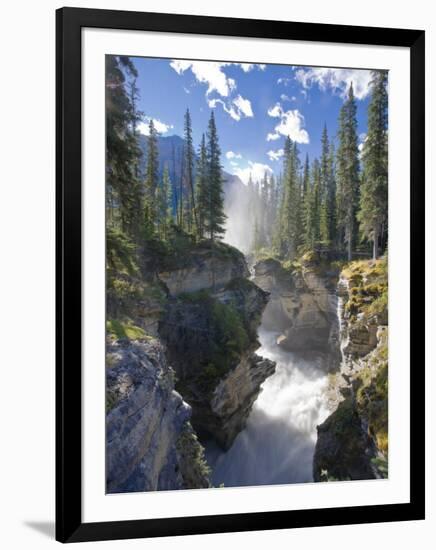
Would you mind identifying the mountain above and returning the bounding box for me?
[138,134,246,197]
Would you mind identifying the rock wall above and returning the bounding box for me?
[107,241,276,490]
[313,259,389,482]
[253,256,340,367]
[106,338,210,493]
[158,244,249,296]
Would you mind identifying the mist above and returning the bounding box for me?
[205,329,330,486]
[223,176,254,254]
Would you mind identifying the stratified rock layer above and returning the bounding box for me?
[106,339,210,493]
[253,256,340,367]
[158,244,249,296]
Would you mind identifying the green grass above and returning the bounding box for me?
[106,319,148,341]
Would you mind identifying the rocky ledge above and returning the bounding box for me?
[157,241,249,296]
[106,338,210,492]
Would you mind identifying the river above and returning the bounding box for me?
[205,327,331,487]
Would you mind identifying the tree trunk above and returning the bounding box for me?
[373,226,379,260]
[347,224,353,261]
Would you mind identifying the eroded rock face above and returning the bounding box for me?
[253,258,339,362]
[313,398,377,481]
[159,277,275,450]
[199,352,275,449]
[106,339,210,493]
[313,326,388,482]
[313,259,389,482]
[158,245,249,296]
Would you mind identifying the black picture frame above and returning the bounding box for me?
[56,6,425,543]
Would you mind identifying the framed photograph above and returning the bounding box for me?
[56,7,425,543]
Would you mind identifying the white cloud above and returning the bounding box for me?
[239,63,266,72]
[295,67,373,100]
[233,95,253,118]
[230,160,239,167]
[267,149,284,161]
[226,151,242,160]
[169,60,263,97]
[240,63,254,72]
[170,60,234,96]
[208,98,239,121]
[234,161,273,185]
[277,77,292,86]
[138,118,173,136]
[267,104,282,118]
[170,60,257,121]
[208,95,253,122]
[280,94,297,102]
[266,103,309,143]
[358,133,368,158]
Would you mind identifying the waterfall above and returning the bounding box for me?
[205,328,331,487]
[337,277,351,372]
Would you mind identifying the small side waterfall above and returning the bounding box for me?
[337,277,352,375]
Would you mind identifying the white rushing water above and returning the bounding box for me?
[205,328,331,487]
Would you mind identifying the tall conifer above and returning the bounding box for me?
[358,71,388,259]
[336,83,360,260]
[205,111,226,242]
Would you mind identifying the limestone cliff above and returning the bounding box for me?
[157,242,249,296]
[106,338,210,493]
[253,253,340,368]
[107,240,276,493]
[313,258,388,481]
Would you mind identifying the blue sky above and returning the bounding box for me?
[130,57,375,183]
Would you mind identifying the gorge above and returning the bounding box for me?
[106,236,388,491]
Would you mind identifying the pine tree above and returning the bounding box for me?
[280,137,300,259]
[205,111,226,242]
[336,83,360,260]
[155,164,173,240]
[105,55,142,240]
[304,158,321,249]
[358,70,388,259]
[320,127,337,247]
[272,174,282,252]
[326,140,337,246]
[144,118,159,236]
[301,154,312,249]
[302,154,310,198]
[183,108,197,234]
[195,133,208,240]
[268,173,278,246]
[320,124,330,244]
